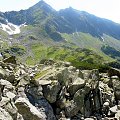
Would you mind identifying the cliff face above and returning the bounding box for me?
[0,56,120,120]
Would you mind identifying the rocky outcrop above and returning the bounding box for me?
[15,97,46,120]
[0,57,120,120]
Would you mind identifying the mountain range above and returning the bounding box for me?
[0,0,120,69]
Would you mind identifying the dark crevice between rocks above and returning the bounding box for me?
[50,102,58,114]
[84,89,103,118]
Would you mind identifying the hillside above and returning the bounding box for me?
[0,0,120,69]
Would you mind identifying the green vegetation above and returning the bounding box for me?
[61,32,120,62]
[3,45,26,56]
[34,69,49,80]
[0,44,26,59]
[101,45,120,60]
[24,43,110,70]
[1,0,120,71]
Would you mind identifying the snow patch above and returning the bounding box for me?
[101,37,105,42]
[0,53,2,57]
[0,22,27,35]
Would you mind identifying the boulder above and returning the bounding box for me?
[35,98,56,120]
[64,62,71,67]
[17,87,28,98]
[78,70,84,79]
[0,79,14,89]
[115,110,120,120]
[17,75,30,87]
[15,97,46,120]
[38,80,52,85]
[42,80,61,103]
[56,67,69,86]
[6,92,16,99]
[99,81,115,106]
[0,97,10,107]
[0,66,16,83]
[73,87,89,114]
[83,69,99,89]
[25,85,43,105]
[64,100,79,117]
[7,74,16,83]
[25,84,56,120]
[108,68,120,78]
[68,77,85,96]
[109,105,118,116]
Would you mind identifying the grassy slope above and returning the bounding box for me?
[61,32,120,62]
[1,25,120,69]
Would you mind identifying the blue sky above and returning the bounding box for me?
[0,0,120,23]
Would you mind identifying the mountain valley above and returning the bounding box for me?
[0,1,120,120]
[0,1,120,69]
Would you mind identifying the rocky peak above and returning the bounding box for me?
[0,12,7,24]
[29,0,56,13]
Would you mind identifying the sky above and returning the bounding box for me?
[0,0,120,23]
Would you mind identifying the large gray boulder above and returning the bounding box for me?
[42,80,61,103]
[15,97,46,120]
[25,84,56,120]
[64,100,79,117]
[73,85,91,115]
[109,105,118,116]
[56,67,69,86]
[68,77,85,96]
[82,69,99,89]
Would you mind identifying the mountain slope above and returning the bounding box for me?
[59,8,120,39]
[3,1,120,40]
[0,0,120,68]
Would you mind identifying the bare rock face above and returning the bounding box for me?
[25,84,56,120]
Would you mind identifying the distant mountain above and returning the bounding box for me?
[4,0,56,25]
[59,8,120,39]
[0,12,7,24]
[2,1,120,40]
